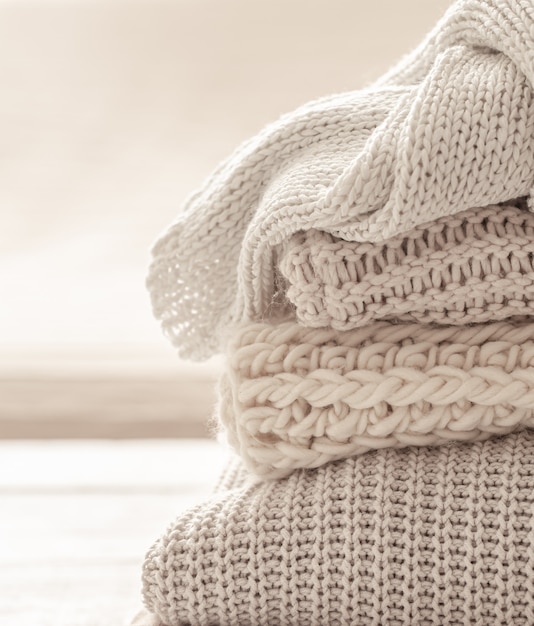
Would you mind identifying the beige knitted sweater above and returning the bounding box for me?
[142,431,534,626]
[147,0,534,361]
[280,204,534,330]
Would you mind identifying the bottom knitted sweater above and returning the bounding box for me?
[141,430,534,626]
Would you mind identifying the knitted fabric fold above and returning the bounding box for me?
[142,431,534,626]
[218,320,534,478]
[147,0,534,360]
[280,203,534,330]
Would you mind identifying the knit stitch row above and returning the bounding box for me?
[281,204,534,330]
[219,320,534,477]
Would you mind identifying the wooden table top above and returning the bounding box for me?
[0,439,228,626]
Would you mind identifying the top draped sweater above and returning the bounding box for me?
[147,0,534,360]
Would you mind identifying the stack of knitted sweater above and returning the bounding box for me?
[141,1,534,624]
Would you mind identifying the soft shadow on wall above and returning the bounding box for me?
[0,0,452,438]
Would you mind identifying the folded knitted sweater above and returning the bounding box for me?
[219,319,534,478]
[147,0,534,361]
[280,203,534,330]
[142,431,534,626]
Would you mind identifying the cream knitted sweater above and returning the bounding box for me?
[220,319,534,478]
[142,431,534,626]
[280,203,534,330]
[147,0,534,361]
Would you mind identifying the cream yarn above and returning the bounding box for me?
[142,431,534,626]
[147,0,534,360]
[219,320,534,478]
[280,203,534,330]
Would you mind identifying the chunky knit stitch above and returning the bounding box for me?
[147,0,534,360]
[142,431,534,626]
[219,320,534,478]
[280,203,534,330]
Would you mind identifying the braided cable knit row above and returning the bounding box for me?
[280,204,534,330]
[218,320,534,478]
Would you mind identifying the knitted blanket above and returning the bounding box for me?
[219,319,534,478]
[147,0,534,361]
[280,203,534,330]
[142,431,534,626]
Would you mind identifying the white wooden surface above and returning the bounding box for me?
[0,439,229,626]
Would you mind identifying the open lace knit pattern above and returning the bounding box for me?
[142,431,534,626]
[218,320,534,478]
[280,204,534,330]
[147,0,534,361]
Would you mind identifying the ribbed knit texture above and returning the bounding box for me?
[219,319,534,478]
[142,431,534,626]
[147,0,534,361]
[280,204,534,331]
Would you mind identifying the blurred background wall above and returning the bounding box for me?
[0,0,452,438]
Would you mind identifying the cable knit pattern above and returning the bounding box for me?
[218,320,534,478]
[280,204,534,330]
[147,0,534,360]
[142,431,534,626]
